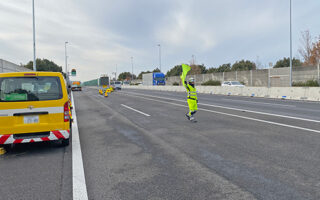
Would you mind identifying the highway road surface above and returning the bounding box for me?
[1,87,320,200]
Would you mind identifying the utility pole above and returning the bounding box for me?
[65,41,69,85]
[289,0,293,87]
[157,44,161,72]
[32,0,36,71]
[65,42,68,75]
[131,57,134,81]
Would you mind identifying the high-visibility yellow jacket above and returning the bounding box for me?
[183,81,197,101]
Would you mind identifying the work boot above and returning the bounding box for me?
[186,113,191,120]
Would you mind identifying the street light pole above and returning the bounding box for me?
[32,0,36,71]
[65,42,68,74]
[131,57,134,81]
[289,0,293,87]
[158,44,161,72]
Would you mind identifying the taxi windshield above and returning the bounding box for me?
[0,76,62,102]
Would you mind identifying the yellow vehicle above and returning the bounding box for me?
[0,72,71,146]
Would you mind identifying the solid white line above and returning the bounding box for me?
[121,104,151,117]
[120,91,320,123]
[117,92,320,134]
[221,98,296,107]
[71,92,89,200]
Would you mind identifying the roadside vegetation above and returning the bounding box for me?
[201,80,221,86]
[292,80,319,87]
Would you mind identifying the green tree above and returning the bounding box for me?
[189,64,207,75]
[207,63,231,73]
[24,58,63,72]
[273,57,302,68]
[118,72,136,80]
[231,60,256,71]
[166,65,182,77]
[153,68,161,72]
[217,63,231,72]
[207,67,217,73]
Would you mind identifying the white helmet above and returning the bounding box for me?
[189,77,195,83]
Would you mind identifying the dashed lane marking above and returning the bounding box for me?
[121,104,151,117]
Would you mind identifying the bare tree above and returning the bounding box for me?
[298,30,313,65]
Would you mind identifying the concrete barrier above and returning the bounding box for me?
[121,85,320,101]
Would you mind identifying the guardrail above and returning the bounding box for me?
[122,85,320,101]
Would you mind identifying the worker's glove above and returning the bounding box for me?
[197,100,198,103]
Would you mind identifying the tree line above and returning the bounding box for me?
[24,58,63,72]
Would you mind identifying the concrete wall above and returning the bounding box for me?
[166,66,319,87]
[0,59,32,73]
[122,85,320,101]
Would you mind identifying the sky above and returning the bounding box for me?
[0,0,320,81]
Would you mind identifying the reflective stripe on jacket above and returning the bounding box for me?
[184,81,197,100]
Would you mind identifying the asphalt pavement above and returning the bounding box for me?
[1,87,320,200]
[75,87,320,200]
[0,137,72,200]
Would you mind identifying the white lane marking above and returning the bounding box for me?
[221,98,296,107]
[71,92,89,200]
[117,92,320,134]
[121,104,151,117]
[120,91,320,123]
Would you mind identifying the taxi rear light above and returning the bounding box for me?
[64,101,69,122]
[24,73,36,76]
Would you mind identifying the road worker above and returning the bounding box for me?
[180,64,198,122]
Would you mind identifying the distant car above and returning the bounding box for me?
[221,81,245,87]
[112,81,122,90]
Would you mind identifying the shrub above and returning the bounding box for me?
[201,80,221,86]
[292,80,319,87]
[173,82,179,86]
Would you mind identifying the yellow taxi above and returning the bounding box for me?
[0,72,71,146]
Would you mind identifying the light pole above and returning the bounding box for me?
[65,42,68,75]
[32,0,36,71]
[116,64,117,81]
[289,0,292,87]
[131,57,134,81]
[157,44,161,72]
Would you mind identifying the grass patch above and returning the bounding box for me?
[201,80,221,86]
[292,80,319,87]
[172,82,180,86]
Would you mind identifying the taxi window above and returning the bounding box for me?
[0,76,63,102]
